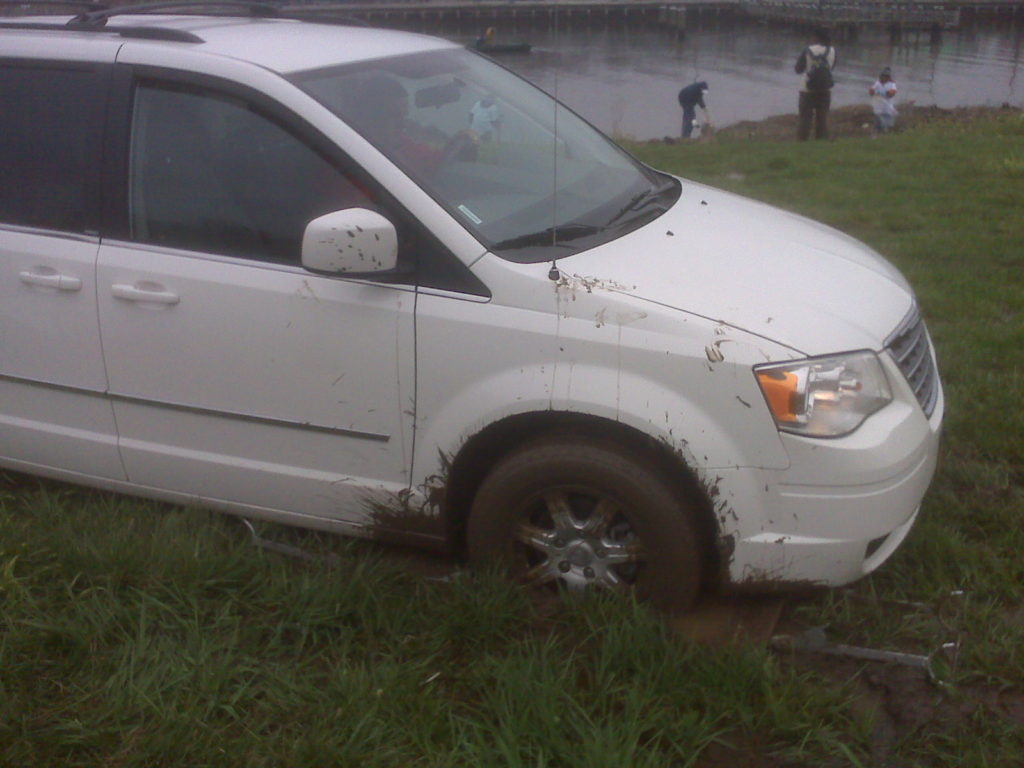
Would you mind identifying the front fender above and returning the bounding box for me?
[410,299,792,504]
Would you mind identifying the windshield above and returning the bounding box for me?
[291,48,678,263]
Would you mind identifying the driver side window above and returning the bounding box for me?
[129,81,374,263]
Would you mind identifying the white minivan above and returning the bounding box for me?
[0,5,942,610]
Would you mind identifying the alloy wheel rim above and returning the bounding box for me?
[512,488,645,591]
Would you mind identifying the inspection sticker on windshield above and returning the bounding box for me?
[457,204,483,225]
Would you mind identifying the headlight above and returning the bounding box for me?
[754,351,892,437]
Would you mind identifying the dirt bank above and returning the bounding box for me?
[651,103,1022,144]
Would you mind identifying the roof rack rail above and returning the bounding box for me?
[0,20,203,41]
[1,0,369,41]
[69,1,284,27]
[66,0,369,29]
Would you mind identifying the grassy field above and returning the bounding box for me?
[3,113,1023,767]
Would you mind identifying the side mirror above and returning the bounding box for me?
[301,208,398,276]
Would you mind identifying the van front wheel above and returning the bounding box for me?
[466,435,704,612]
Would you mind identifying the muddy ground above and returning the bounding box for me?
[336,537,1023,766]
[648,103,1022,144]
[697,650,1024,767]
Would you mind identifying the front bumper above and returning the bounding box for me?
[720,351,943,588]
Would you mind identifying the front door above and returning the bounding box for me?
[96,75,415,525]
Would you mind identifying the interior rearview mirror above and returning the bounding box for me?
[415,80,461,109]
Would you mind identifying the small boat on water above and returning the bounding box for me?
[474,40,532,55]
[472,27,531,55]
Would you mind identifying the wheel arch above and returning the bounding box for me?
[443,411,722,590]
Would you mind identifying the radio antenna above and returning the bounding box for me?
[548,9,561,282]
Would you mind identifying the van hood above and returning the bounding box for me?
[560,179,914,355]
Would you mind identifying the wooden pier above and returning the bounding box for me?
[295,0,1024,33]
[309,0,738,30]
[741,1,964,28]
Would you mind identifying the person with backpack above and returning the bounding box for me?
[794,28,836,141]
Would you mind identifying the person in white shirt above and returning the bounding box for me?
[869,67,898,134]
[469,96,502,142]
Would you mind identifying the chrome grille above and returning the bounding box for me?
[885,306,939,418]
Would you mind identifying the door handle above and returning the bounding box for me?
[19,268,82,291]
[111,282,180,305]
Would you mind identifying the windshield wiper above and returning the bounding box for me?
[490,179,677,252]
[491,223,602,251]
[605,179,678,228]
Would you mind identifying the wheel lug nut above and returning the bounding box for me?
[558,561,571,573]
[583,566,595,579]
[553,538,566,548]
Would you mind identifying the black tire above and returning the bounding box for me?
[466,434,704,613]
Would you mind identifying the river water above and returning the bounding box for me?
[430,19,1024,139]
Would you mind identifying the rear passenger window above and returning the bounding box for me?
[0,61,105,233]
[129,82,373,263]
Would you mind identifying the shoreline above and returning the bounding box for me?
[644,103,1023,144]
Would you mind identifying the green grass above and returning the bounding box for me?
[3,113,1023,766]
